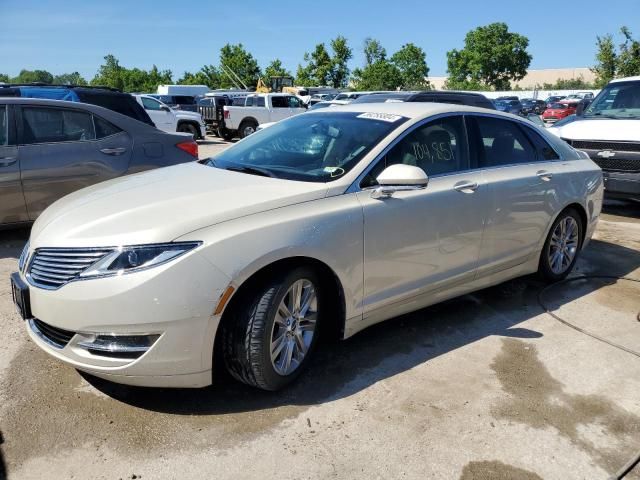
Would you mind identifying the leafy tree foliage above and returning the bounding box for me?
[12,69,54,84]
[218,43,261,89]
[592,34,617,88]
[352,61,402,91]
[446,22,531,91]
[296,36,353,87]
[264,59,291,80]
[178,65,221,88]
[90,55,172,92]
[592,27,640,87]
[538,76,596,90]
[0,73,9,83]
[390,43,430,90]
[53,72,87,85]
[363,38,386,65]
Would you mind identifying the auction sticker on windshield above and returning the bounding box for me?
[357,112,404,122]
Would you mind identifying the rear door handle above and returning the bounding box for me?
[100,147,127,156]
[536,170,553,181]
[453,181,479,193]
[0,157,17,167]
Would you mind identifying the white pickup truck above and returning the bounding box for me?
[134,94,207,140]
[219,93,307,139]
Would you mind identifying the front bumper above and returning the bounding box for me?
[20,249,230,387]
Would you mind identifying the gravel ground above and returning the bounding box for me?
[0,164,639,479]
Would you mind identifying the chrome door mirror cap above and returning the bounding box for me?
[376,164,429,187]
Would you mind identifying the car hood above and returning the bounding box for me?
[547,118,640,141]
[30,162,329,248]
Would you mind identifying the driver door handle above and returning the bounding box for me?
[100,147,127,156]
[536,170,553,181]
[0,156,17,167]
[453,181,479,193]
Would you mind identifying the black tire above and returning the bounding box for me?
[538,208,583,282]
[222,267,323,391]
[217,126,234,141]
[239,119,258,139]
[178,122,198,139]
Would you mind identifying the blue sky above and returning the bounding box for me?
[1,0,638,80]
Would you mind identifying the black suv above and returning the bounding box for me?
[0,84,154,126]
[351,91,496,110]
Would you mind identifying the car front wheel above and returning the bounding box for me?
[538,208,583,282]
[222,267,322,390]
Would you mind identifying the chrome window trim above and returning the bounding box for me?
[346,111,471,193]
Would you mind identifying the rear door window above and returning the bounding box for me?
[471,116,537,167]
[94,116,123,139]
[21,107,96,144]
[271,96,288,108]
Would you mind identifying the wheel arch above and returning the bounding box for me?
[239,116,259,127]
[213,256,347,372]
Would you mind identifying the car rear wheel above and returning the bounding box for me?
[538,208,583,282]
[178,123,198,139]
[239,120,258,139]
[222,267,322,391]
[217,126,234,141]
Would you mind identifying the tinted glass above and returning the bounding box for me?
[76,90,154,126]
[245,96,255,107]
[0,106,7,146]
[583,82,640,119]
[524,127,559,160]
[22,107,95,144]
[173,96,195,104]
[474,116,537,167]
[94,116,122,138]
[208,111,408,182]
[271,96,288,108]
[257,96,265,107]
[362,116,468,187]
[141,97,163,110]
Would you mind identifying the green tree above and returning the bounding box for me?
[178,66,220,88]
[91,54,125,90]
[329,35,352,88]
[296,36,353,87]
[592,34,617,88]
[352,61,402,91]
[363,38,386,65]
[12,69,54,84]
[219,43,261,89]
[390,43,430,90]
[539,76,596,90]
[616,27,640,78]
[0,73,9,83]
[264,59,291,80]
[53,72,87,85]
[446,22,531,91]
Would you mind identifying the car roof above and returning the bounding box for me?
[312,101,521,120]
[610,76,640,83]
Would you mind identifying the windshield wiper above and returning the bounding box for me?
[225,165,277,178]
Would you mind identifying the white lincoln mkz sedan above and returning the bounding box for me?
[12,103,603,391]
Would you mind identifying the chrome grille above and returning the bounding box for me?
[29,318,76,349]
[27,247,114,289]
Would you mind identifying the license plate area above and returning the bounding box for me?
[10,272,32,320]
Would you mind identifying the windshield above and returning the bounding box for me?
[206,111,408,182]
[584,81,640,119]
[550,103,570,109]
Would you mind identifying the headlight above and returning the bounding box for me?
[79,242,201,279]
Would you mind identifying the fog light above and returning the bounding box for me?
[77,333,160,359]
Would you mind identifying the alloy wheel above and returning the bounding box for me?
[548,216,579,274]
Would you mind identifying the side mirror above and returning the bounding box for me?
[160,105,171,112]
[371,164,428,199]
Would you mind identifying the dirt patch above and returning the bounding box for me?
[491,338,640,475]
[0,344,307,469]
[459,460,543,480]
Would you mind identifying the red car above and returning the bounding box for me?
[542,101,579,123]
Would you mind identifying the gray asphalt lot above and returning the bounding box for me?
[0,144,639,479]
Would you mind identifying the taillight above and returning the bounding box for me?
[224,110,230,119]
[176,140,198,158]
